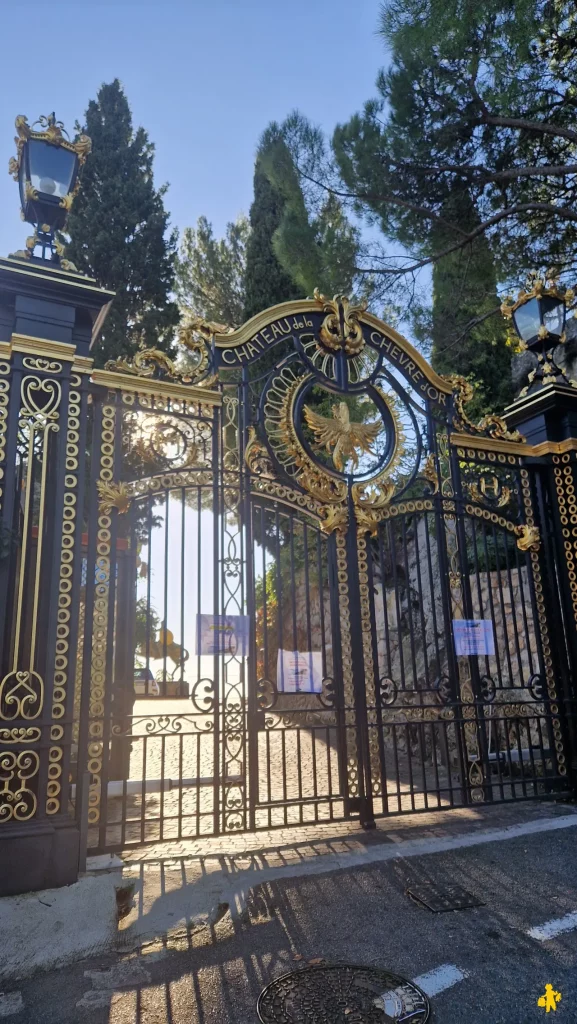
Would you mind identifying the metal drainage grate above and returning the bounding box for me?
[406,881,485,913]
[257,963,430,1023]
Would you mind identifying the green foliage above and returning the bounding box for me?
[330,0,577,413]
[134,597,161,656]
[243,133,303,321]
[175,215,249,326]
[66,79,179,366]
[261,115,379,304]
[430,193,513,416]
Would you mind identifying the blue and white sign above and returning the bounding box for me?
[277,650,323,694]
[195,614,250,656]
[453,619,495,656]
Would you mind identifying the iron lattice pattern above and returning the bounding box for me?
[63,293,572,854]
[257,964,430,1023]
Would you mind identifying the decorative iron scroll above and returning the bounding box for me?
[0,374,62,734]
[87,402,116,824]
[444,374,524,443]
[0,750,40,822]
[104,322,216,387]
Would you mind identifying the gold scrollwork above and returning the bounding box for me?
[245,426,274,477]
[516,524,541,551]
[385,706,455,723]
[47,377,82,813]
[263,367,412,534]
[106,328,216,388]
[444,374,524,443]
[22,357,63,373]
[0,750,40,821]
[97,480,134,515]
[420,453,439,494]
[178,321,218,386]
[0,375,62,743]
[0,727,41,743]
[313,288,367,357]
[105,347,189,384]
[0,671,43,721]
[250,477,327,526]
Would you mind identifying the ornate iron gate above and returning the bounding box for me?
[76,297,571,853]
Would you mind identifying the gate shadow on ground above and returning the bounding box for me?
[116,805,573,960]
[70,827,577,1024]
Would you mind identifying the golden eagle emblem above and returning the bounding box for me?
[303,401,382,472]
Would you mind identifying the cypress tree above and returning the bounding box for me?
[66,79,178,366]
[243,150,302,321]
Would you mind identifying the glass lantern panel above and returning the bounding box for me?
[29,141,75,199]
[541,296,566,337]
[513,297,541,342]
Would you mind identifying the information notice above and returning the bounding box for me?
[195,614,250,656]
[277,650,323,694]
[452,619,495,656]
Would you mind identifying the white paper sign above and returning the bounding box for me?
[195,614,250,656]
[453,619,495,656]
[277,650,323,693]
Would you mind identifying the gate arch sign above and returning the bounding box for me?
[213,291,452,407]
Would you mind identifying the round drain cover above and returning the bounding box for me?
[257,963,430,1023]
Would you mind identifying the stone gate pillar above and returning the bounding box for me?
[505,383,577,790]
[0,255,112,895]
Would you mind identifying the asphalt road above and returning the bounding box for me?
[7,822,577,1023]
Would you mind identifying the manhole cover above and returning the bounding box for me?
[257,963,430,1023]
[406,881,485,912]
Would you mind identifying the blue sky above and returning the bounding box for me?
[0,0,387,260]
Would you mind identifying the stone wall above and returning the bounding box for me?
[268,520,540,712]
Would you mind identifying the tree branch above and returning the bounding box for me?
[441,305,503,351]
[298,170,471,237]
[479,113,577,145]
[355,202,577,277]
[386,158,577,183]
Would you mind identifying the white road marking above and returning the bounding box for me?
[412,963,469,996]
[528,911,577,942]
[374,963,469,1014]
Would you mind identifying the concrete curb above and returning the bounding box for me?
[0,856,123,982]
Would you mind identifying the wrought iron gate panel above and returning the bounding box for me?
[81,379,223,851]
[74,295,573,854]
[247,496,348,829]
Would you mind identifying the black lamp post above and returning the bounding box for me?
[502,273,576,396]
[8,113,91,267]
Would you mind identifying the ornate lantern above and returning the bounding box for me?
[501,272,576,396]
[8,113,91,266]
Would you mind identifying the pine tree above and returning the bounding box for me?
[175,215,249,327]
[430,192,513,417]
[66,79,178,366]
[243,134,302,321]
